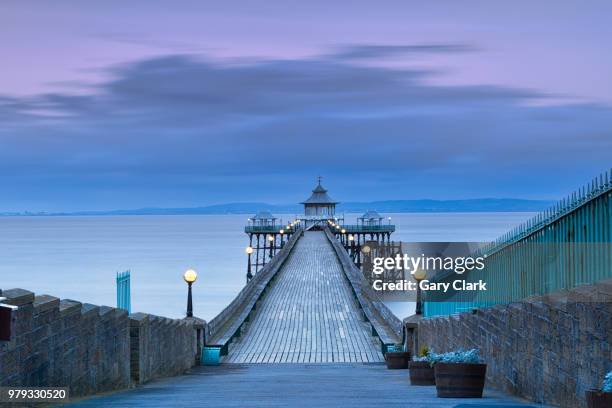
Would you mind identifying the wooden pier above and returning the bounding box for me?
[225,231,384,363]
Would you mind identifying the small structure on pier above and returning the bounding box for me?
[249,211,277,230]
[302,177,337,217]
[300,177,341,228]
[330,210,399,282]
[244,211,298,282]
[358,210,384,227]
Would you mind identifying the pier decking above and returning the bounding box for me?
[67,364,542,408]
[225,231,384,363]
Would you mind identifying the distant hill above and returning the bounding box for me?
[1,198,553,216]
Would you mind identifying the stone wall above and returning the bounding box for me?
[416,279,612,408]
[0,288,205,399]
[0,289,130,397]
[130,313,203,384]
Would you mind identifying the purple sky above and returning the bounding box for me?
[1,1,612,211]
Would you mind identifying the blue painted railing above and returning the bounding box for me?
[425,168,612,317]
[116,270,131,314]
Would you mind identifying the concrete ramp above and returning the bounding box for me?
[225,231,384,363]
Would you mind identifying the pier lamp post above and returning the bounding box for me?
[183,269,198,318]
[388,217,392,225]
[279,229,285,248]
[246,246,254,282]
[360,244,371,270]
[268,234,275,259]
[348,234,354,257]
[341,228,346,245]
[414,268,427,315]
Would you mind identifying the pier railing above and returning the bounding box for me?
[324,226,402,351]
[206,229,303,356]
[244,226,298,233]
[338,224,396,233]
[425,168,612,317]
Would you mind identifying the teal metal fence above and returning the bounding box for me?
[116,270,131,314]
[425,169,612,317]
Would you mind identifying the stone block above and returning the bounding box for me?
[2,289,35,306]
[33,295,60,314]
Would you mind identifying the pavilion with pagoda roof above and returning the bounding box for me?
[299,177,343,228]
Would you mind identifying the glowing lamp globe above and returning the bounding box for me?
[414,269,427,281]
[183,269,198,284]
[245,246,254,255]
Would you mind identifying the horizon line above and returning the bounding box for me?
[0,197,553,216]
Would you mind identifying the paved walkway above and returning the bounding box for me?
[225,231,383,363]
[67,364,542,407]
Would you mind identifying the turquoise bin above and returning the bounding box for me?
[385,344,404,353]
[202,346,221,366]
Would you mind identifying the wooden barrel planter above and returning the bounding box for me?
[586,390,612,408]
[384,351,410,369]
[434,363,487,398]
[408,361,435,385]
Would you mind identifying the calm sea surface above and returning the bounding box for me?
[0,213,534,320]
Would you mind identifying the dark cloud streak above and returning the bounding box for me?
[330,44,479,60]
[0,46,611,211]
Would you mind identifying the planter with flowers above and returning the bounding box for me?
[430,349,487,398]
[408,346,436,386]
